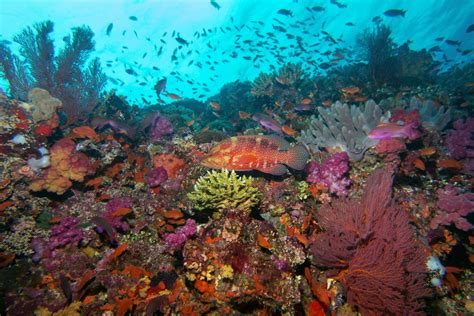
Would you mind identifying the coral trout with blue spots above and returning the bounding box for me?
[201,135,309,175]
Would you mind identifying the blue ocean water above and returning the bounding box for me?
[1,0,472,104]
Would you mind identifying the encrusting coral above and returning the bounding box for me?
[30,138,94,194]
[187,169,261,213]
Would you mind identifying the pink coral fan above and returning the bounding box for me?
[30,138,94,194]
[311,168,431,315]
[164,219,196,251]
[306,152,351,197]
[430,185,474,231]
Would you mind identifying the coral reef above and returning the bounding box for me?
[146,167,168,188]
[25,88,62,123]
[0,11,472,316]
[299,100,390,160]
[251,72,274,97]
[357,24,398,86]
[311,168,431,314]
[306,152,351,197]
[430,185,474,231]
[187,169,261,214]
[30,138,94,194]
[445,117,474,160]
[0,20,106,124]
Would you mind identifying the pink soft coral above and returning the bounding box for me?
[430,185,474,231]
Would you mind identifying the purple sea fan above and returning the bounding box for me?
[306,152,351,197]
[49,217,84,250]
[311,168,431,315]
[430,185,474,231]
[146,167,168,188]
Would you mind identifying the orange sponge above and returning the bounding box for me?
[152,154,185,179]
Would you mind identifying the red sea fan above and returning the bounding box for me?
[311,168,431,315]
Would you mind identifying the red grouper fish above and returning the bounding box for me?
[201,135,309,176]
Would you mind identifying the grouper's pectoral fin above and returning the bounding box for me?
[255,164,288,176]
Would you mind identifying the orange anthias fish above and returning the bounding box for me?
[201,135,309,175]
[72,126,98,140]
[340,86,360,95]
[166,93,182,100]
[209,101,221,111]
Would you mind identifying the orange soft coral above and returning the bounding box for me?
[30,138,94,194]
[152,154,185,179]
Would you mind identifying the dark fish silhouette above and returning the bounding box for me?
[175,36,189,45]
[277,9,293,17]
[210,0,220,10]
[129,16,137,21]
[59,274,72,304]
[106,23,113,36]
[311,6,325,12]
[445,39,461,46]
[384,9,406,17]
[466,24,474,33]
[330,0,347,8]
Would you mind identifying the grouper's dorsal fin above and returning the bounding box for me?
[262,135,290,151]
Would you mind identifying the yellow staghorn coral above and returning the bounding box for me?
[187,169,261,214]
[30,138,94,194]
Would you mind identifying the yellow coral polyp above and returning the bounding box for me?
[187,169,261,213]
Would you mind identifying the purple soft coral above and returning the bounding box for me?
[104,197,132,232]
[146,167,168,188]
[149,112,173,140]
[445,117,474,175]
[164,219,196,251]
[306,152,351,197]
[49,217,84,250]
[430,185,474,231]
[445,117,474,160]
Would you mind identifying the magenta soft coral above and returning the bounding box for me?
[49,217,84,250]
[306,152,351,197]
[445,117,474,160]
[164,219,196,251]
[430,185,474,231]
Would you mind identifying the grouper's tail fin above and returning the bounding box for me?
[286,143,309,170]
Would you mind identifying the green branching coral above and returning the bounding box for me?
[277,62,305,86]
[251,72,274,96]
[187,169,261,213]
